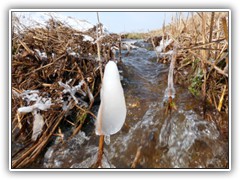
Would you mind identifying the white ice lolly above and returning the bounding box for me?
[95,61,127,135]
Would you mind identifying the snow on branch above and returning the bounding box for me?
[17,90,53,141]
[58,79,86,104]
[18,91,53,113]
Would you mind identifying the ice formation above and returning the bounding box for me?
[17,91,53,113]
[95,61,127,135]
[18,98,53,113]
[34,49,47,61]
[156,39,174,53]
[32,112,45,141]
[17,90,53,141]
[58,79,85,104]
[164,49,177,99]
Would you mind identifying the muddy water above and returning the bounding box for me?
[43,40,228,169]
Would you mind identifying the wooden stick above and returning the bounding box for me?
[201,12,207,118]
[18,39,34,55]
[25,53,67,76]
[97,12,103,35]
[96,135,104,168]
[221,17,228,42]
[96,12,103,81]
[218,85,227,112]
[131,146,142,168]
[208,12,215,60]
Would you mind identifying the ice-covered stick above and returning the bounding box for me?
[95,61,127,167]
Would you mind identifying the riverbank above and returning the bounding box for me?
[126,12,229,138]
[11,11,229,168]
[11,12,119,168]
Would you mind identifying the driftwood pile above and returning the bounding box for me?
[11,14,118,168]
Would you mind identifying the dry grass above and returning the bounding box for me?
[151,12,229,137]
[11,14,118,168]
[11,11,229,168]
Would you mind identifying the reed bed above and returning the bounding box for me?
[11,14,118,168]
[151,12,229,137]
[10,11,229,168]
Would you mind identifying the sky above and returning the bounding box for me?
[60,11,188,33]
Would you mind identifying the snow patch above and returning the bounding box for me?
[82,35,94,42]
[13,12,94,33]
[156,39,174,53]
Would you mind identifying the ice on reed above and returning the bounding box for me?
[95,61,127,135]
[164,48,177,99]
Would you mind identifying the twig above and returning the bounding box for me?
[201,12,207,117]
[75,104,97,119]
[218,85,227,112]
[221,17,228,42]
[18,39,34,55]
[208,12,215,60]
[97,12,103,35]
[131,146,142,168]
[189,50,228,77]
[25,53,67,76]
[12,111,65,168]
[96,12,103,81]
[96,135,104,168]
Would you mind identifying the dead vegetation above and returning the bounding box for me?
[11,11,229,168]
[11,14,118,168]
[150,12,229,137]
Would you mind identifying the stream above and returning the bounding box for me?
[42,39,228,169]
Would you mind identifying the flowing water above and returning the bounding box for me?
[42,39,229,169]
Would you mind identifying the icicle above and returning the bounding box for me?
[104,135,111,145]
[32,111,45,141]
[95,61,127,135]
[164,47,177,99]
